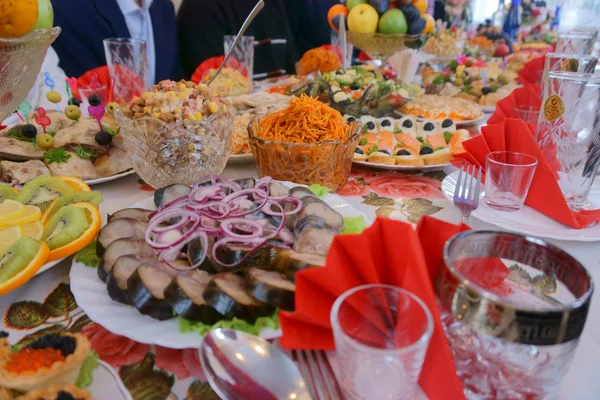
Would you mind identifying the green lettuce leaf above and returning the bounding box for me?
[179,309,280,337]
[75,351,99,388]
[341,216,367,235]
[307,184,331,197]
[75,239,100,268]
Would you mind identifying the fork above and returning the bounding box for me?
[453,162,482,225]
[286,349,344,400]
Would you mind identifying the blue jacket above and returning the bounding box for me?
[51,0,182,81]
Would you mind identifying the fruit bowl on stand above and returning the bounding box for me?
[347,31,429,72]
[0,28,62,122]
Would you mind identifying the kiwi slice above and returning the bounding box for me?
[43,206,91,250]
[0,238,43,283]
[43,191,103,222]
[16,177,74,212]
[0,186,17,204]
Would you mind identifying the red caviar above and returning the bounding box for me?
[5,348,65,373]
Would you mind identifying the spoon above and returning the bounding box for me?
[200,329,312,400]
[339,15,347,72]
[207,0,265,85]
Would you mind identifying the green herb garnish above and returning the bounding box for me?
[435,146,446,151]
[307,184,331,197]
[432,76,445,85]
[44,149,71,164]
[416,137,424,143]
[393,127,402,134]
[366,145,379,156]
[420,141,432,149]
[47,131,56,137]
[362,125,369,133]
[75,239,101,268]
[102,125,119,136]
[8,129,29,141]
[180,309,280,337]
[341,216,367,235]
[359,137,368,146]
[75,145,93,159]
[443,131,454,144]
[489,84,499,93]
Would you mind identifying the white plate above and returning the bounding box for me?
[227,154,254,164]
[353,160,449,171]
[36,257,66,276]
[70,182,372,349]
[482,105,496,113]
[85,170,136,186]
[394,111,486,127]
[89,360,132,400]
[442,171,600,241]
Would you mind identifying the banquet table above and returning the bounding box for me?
[1,161,598,400]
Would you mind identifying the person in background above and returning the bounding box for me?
[434,0,473,29]
[2,47,68,127]
[283,0,338,57]
[177,0,298,80]
[51,0,182,85]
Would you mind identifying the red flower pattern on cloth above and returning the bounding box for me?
[337,179,371,197]
[154,346,206,380]
[81,323,150,367]
[347,171,444,200]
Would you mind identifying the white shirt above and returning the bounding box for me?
[115,0,156,87]
[2,47,68,126]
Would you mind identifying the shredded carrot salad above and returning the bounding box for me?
[296,48,341,76]
[257,94,349,143]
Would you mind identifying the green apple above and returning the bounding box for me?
[33,0,54,31]
[378,9,407,34]
[348,4,379,33]
[347,0,369,11]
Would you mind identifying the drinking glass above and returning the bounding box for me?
[437,230,594,400]
[330,29,354,68]
[484,151,538,212]
[79,86,110,108]
[555,32,596,55]
[224,35,254,81]
[103,38,147,103]
[330,284,433,400]
[513,105,540,125]
[541,53,598,92]
[536,71,600,210]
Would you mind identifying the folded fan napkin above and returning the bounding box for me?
[517,55,545,85]
[77,66,113,102]
[488,84,542,125]
[280,216,466,400]
[451,118,600,228]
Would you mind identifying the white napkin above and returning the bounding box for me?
[388,49,421,85]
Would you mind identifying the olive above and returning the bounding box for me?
[423,122,435,131]
[350,83,360,90]
[68,97,82,107]
[88,94,102,106]
[21,124,37,138]
[366,121,375,130]
[347,116,356,123]
[420,146,434,155]
[106,102,119,113]
[95,130,113,145]
[441,119,453,128]
[379,149,390,155]
[396,149,411,156]
[381,119,392,127]
[454,78,465,86]
[481,87,492,95]
[36,134,54,149]
[355,147,364,154]
[65,105,81,121]
[402,119,413,128]
[46,90,62,104]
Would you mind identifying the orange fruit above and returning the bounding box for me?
[0,0,39,38]
[44,202,101,262]
[0,238,49,296]
[59,176,91,192]
[423,13,435,34]
[412,0,428,15]
[40,199,56,226]
[327,4,349,31]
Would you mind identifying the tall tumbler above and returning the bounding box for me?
[555,32,597,55]
[103,38,148,103]
[437,230,594,400]
[536,71,600,210]
[224,35,254,82]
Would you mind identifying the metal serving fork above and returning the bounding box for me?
[453,163,482,225]
[286,349,344,400]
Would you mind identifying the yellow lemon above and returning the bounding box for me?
[0,225,22,255]
[21,221,44,240]
[0,199,25,222]
[0,205,41,228]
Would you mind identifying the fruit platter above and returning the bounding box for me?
[0,176,102,295]
[70,176,368,348]
[350,114,468,170]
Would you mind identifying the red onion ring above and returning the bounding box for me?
[220,218,264,239]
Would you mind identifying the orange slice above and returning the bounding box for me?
[0,238,49,296]
[45,203,101,262]
[59,176,92,192]
[40,199,57,226]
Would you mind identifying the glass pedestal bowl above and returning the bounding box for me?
[114,109,234,189]
[0,28,62,122]
[346,32,429,71]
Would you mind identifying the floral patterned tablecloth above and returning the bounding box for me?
[2,164,599,400]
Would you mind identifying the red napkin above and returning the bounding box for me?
[517,55,545,85]
[78,66,145,104]
[451,118,600,228]
[280,216,466,400]
[191,56,249,83]
[488,84,542,125]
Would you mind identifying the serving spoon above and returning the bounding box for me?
[200,328,312,400]
[207,0,265,85]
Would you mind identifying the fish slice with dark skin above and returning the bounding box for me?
[294,197,343,232]
[107,208,152,223]
[293,215,337,257]
[245,267,296,311]
[271,248,326,281]
[107,255,155,305]
[96,218,149,258]
[98,238,154,282]
[154,184,192,208]
[164,269,222,323]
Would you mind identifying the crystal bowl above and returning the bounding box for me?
[248,118,362,192]
[0,28,62,122]
[346,32,429,60]
[114,109,234,189]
